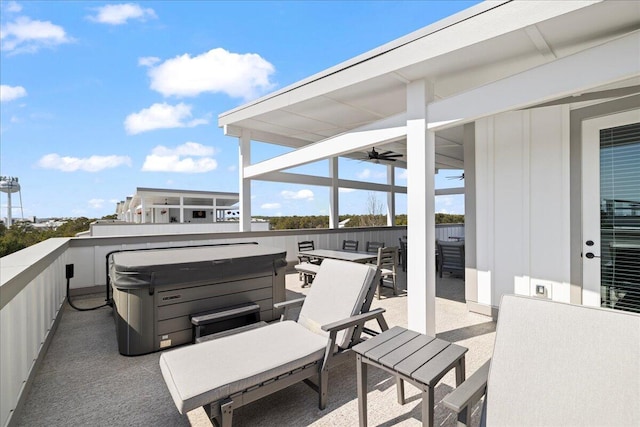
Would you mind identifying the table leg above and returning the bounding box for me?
[455,355,470,426]
[455,355,466,386]
[356,354,368,427]
[421,386,434,427]
[396,377,405,404]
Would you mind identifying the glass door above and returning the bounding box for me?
[582,110,640,312]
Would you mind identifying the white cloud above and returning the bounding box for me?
[281,189,314,201]
[0,84,27,102]
[339,188,355,193]
[227,165,237,172]
[37,153,132,172]
[356,168,386,180]
[138,56,160,67]
[5,2,22,13]
[147,48,275,99]
[150,141,215,157]
[1,16,72,53]
[142,142,218,173]
[261,203,281,209]
[357,169,371,179]
[88,3,157,25]
[88,198,105,209]
[124,102,209,134]
[397,169,408,180]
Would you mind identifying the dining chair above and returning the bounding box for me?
[374,246,398,299]
[342,240,359,251]
[297,240,321,285]
[365,241,385,253]
[436,240,464,278]
[398,237,407,272]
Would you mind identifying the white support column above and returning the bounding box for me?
[239,129,252,231]
[179,196,184,223]
[407,79,436,336]
[329,157,339,229]
[387,164,395,226]
[140,198,147,224]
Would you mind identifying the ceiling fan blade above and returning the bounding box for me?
[382,153,403,158]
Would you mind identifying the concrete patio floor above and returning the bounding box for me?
[15,270,495,427]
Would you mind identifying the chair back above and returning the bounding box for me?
[342,240,359,251]
[437,240,464,276]
[398,238,407,271]
[297,259,379,348]
[298,240,315,252]
[376,246,397,273]
[486,295,640,426]
[366,241,385,253]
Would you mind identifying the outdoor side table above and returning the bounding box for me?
[353,326,468,427]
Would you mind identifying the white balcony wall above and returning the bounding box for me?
[473,106,571,311]
[0,239,69,427]
[67,227,407,291]
[1,227,408,425]
[85,221,270,237]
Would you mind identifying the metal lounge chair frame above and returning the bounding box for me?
[160,259,388,427]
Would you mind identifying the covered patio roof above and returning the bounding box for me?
[218,0,640,335]
[219,0,639,173]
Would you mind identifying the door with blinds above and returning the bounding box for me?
[582,109,640,312]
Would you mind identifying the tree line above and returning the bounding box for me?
[257,213,463,230]
[0,213,463,257]
[0,217,102,257]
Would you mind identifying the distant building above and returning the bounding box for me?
[116,187,240,224]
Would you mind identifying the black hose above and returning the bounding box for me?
[66,278,109,311]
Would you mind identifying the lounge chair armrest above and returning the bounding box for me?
[321,308,386,333]
[273,297,306,310]
[442,359,490,413]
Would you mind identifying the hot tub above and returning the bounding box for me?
[109,243,287,356]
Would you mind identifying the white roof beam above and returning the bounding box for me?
[224,125,312,148]
[427,31,640,131]
[524,24,557,60]
[338,178,407,194]
[244,112,407,179]
[436,187,465,196]
[257,171,407,194]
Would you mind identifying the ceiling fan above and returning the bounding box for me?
[366,147,403,163]
[446,172,464,180]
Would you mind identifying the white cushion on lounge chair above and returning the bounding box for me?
[160,320,327,414]
[297,259,377,348]
[486,295,640,426]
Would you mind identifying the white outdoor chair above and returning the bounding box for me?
[443,294,640,426]
[160,259,387,426]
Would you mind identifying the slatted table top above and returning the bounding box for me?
[353,326,468,387]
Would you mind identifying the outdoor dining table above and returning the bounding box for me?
[298,248,378,264]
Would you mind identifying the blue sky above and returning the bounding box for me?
[1,1,474,220]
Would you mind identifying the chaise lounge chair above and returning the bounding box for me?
[159,259,388,426]
[443,294,640,426]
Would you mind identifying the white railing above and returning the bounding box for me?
[0,238,70,427]
[0,226,408,426]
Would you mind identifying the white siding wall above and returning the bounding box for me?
[473,106,571,309]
